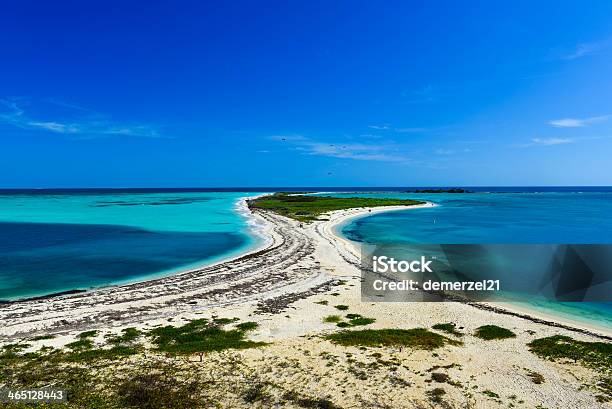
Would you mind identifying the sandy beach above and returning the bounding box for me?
[1,199,610,408]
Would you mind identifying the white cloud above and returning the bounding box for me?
[548,115,610,128]
[560,42,602,60]
[272,134,410,162]
[367,124,390,130]
[533,137,573,145]
[521,137,574,147]
[0,98,163,138]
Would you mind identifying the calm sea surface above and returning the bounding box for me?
[332,190,612,329]
[0,191,265,300]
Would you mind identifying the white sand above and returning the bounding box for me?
[0,199,609,408]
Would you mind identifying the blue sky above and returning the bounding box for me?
[1,1,612,187]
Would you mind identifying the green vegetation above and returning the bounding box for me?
[325,328,461,350]
[107,327,141,345]
[526,369,545,384]
[149,318,266,354]
[431,372,450,383]
[426,387,446,403]
[236,321,259,331]
[344,315,375,327]
[30,335,55,341]
[324,313,375,328]
[118,371,201,409]
[78,330,98,339]
[528,335,612,371]
[482,390,500,398]
[334,305,349,311]
[432,322,463,337]
[248,193,424,222]
[474,325,516,340]
[66,338,95,351]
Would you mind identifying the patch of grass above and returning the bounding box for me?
[248,193,424,222]
[526,369,545,384]
[325,328,461,350]
[107,327,141,345]
[474,325,516,340]
[236,321,259,331]
[426,387,446,403]
[314,300,329,305]
[65,345,139,362]
[242,381,270,404]
[2,343,30,353]
[528,335,612,372]
[326,313,375,327]
[334,305,349,311]
[30,335,55,341]
[431,372,450,383]
[323,315,342,323]
[148,318,266,355]
[432,323,463,337]
[66,338,94,351]
[347,316,375,327]
[482,390,500,399]
[117,371,202,409]
[78,330,98,339]
[212,317,239,325]
[60,327,142,362]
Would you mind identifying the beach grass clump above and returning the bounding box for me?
[64,345,140,362]
[528,335,612,372]
[78,330,98,339]
[30,334,55,341]
[148,318,266,355]
[107,327,141,345]
[324,313,375,327]
[474,325,516,340]
[432,323,463,337]
[334,304,349,311]
[325,328,461,350]
[248,193,424,222]
[323,315,343,323]
[118,371,203,409]
[526,369,545,384]
[345,315,375,327]
[236,321,259,331]
[426,387,446,404]
[431,372,450,383]
[66,338,95,351]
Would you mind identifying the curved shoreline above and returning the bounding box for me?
[1,194,273,304]
[1,197,610,344]
[320,203,611,338]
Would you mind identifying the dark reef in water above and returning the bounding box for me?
[404,188,473,193]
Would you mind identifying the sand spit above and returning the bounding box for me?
[0,200,609,408]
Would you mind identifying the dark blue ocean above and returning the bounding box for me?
[0,191,265,300]
[328,190,612,330]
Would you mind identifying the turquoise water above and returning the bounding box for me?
[334,191,612,330]
[0,191,265,300]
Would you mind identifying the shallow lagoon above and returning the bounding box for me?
[0,191,264,300]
